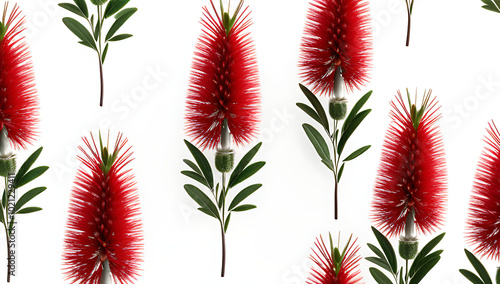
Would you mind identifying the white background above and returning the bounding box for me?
[5,0,500,283]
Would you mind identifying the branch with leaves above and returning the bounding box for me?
[367,227,445,284]
[1,147,48,282]
[59,0,137,106]
[297,84,372,220]
[182,140,264,277]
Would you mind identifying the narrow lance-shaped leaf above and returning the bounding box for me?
[343,90,372,132]
[338,109,371,155]
[228,184,261,211]
[369,267,393,284]
[104,0,130,18]
[184,184,220,220]
[229,162,265,188]
[299,83,329,132]
[59,3,86,18]
[303,123,331,162]
[105,8,137,42]
[16,207,42,214]
[73,0,89,17]
[464,249,492,284]
[459,269,485,284]
[62,18,97,50]
[409,255,441,284]
[410,233,445,276]
[343,145,371,162]
[15,147,43,185]
[15,166,49,189]
[14,187,46,212]
[229,142,262,187]
[232,204,256,212]
[297,102,322,125]
[184,140,213,188]
[371,226,398,274]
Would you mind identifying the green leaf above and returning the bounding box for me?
[94,17,101,41]
[410,233,445,276]
[105,8,137,42]
[62,17,97,50]
[297,103,322,125]
[109,33,133,41]
[460,269,485,284]
[399,268,404,284]
[229,162,265,188]
[73,0,89,17]
[229,184,261,211]
[184,140,213,189]
[78,41,94,49]
[16,207,42,214]
[0,201,4,224]
[465,249,492,284]
[343,145,371,162]
[337,163,345,182]
[14,187,46,213]
[15,167,49,189]
[15,147,43,186]
[232,204,256,212]
[369,267,393,284]
[368,243,389,262]
[224,213,231,232]
[198,207,217,219]
[181,171,209,188]
[481,0,500,12]
[343,90,372,132]
[366,257,392,273]
[371,226,397,274]
[303,123,331,162]
[299,83,329,133]
[59,3,86,18]
[229,142,262,188]
[217,189,223,209]
[184,184,219,220]
[338,109,371,155]
[409,255,441,284]
[183,159,202,175]
[105,0,130,18]
[102,43,109,64]
[321,160,334,172]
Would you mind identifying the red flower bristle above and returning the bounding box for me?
[306,235,362,284]
[185,0,260,150]
[466,121,500,261]
[63,133,143,284]
[372,92,447,238]
[299,0,372,96]
[0,4,38,149]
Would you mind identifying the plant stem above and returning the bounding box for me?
[330,119,340,220]
[334,179,338,220]
[220,223,226,277]
[405,259,409,284]
[99,57,104,107]
[405,0,411,46]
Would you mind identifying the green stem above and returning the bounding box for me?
[405,0,411,46]
[220,172,227,277]
[405,259,409,284]
[97,5,104,106]
[330,120,340,220]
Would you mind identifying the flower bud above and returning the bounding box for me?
[0,156,15,177]
[329,99,348,120]
[399,239,418,260]
[215,150,234,173]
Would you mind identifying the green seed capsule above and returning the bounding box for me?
[215,151,234,173]
[399,239,418,260]
[0,156,15,177]
[329,99,347,120]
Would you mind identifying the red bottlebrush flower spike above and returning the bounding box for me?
[185,0,261,150]
[299,0,372,96]
[63,132,143,284]
[466,121,500,261]
[306,234,362,284]
[372,91,447,238]
[0,3,38,149]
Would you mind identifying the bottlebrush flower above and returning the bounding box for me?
[185,0,261,150]
[63,132,143,284]
[466,121,500,261]
[372,91,447,238]
[299,0,372,97]
[306,234,362,284]
[0,3,38,149]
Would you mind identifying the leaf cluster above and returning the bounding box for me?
[297,84,372,182]
[60,0,137,63]
[182,140,265,233]
[367,227,445,284]
[0,148,48,236]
